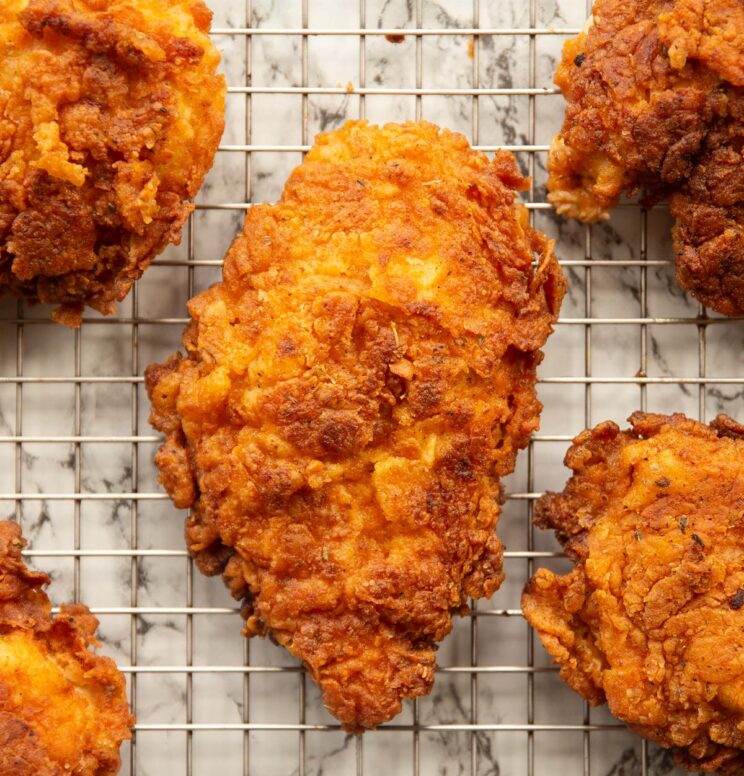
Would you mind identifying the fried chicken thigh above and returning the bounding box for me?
[0,0,225,326]
[548,0,744,316]
[523,413,744,773]
[0,520,133,775]
[146,120,566,730]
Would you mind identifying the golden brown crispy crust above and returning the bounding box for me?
[523,413,744,774]
[547,0,744,316]
[0,520,133,776]
[0,0,225,326]
[146,120,566,731]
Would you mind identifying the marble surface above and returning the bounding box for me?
[1,0,742,774]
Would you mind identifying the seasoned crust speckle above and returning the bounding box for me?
[0,0,225,326]
[146,120,566,731]
[523,413,744,774]
[547,0,744,316]
[0,520,133,776]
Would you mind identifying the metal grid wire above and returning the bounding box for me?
[3,0,740,774]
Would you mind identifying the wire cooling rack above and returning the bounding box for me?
[3,0,742,774]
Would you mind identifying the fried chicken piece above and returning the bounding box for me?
[0,520,133,775]
[0,0,225,326]
[523,412,744,774]
[547,0,744,316]
[146,120,566,731]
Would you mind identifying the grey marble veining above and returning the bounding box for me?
[0,1,737,774]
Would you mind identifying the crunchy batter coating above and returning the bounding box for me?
[547,0,744,316]
[0,0,225,326]
[146,120,566,731]
[523,413,744,773]
[0,520,133,775]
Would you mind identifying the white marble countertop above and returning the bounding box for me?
[2,1,741,774]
